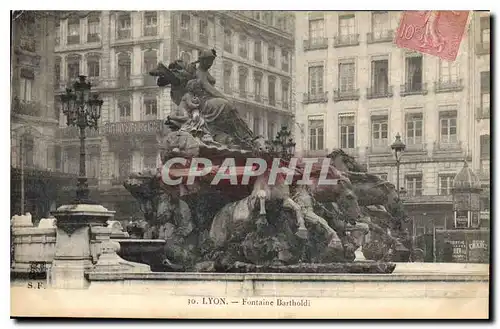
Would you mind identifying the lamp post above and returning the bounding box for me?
[267,126,296,161]
[391,133,406,196]
[60,75,103,204]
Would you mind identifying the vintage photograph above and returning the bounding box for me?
[10,9,490,319]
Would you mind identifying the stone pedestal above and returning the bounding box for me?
[50,204,115,289]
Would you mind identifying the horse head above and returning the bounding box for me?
[334,178,363,225]
[328,149,367,172]
[377,181,409,224]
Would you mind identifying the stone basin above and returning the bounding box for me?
[113,238,166,272]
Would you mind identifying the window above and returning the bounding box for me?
[55,21,60,46]
[117,13,131,39]
[439,110,457,144]
[371,115,388,148]
[118,100,131,119]
[18,69,33,102]
[254,41,262,62]
[480,16,490,45]
[118,153,131,178]
[339,62,355,92]
[87,56,100,78]
[439,60,459,83]
[87,153,100,178]
[143,50,157,74]
[253,116,261,135]
[180,14,191,39]
[224,29,232,53]
[144,153,157,170]
[239,34,248,58]
[406,175,423,196]
[405,55,423,91]
[281,50,289,72]
[480,196,490,211]
[480,71,490,116]
[308,18,324,42]
[308,65,324,95]
[264,12,273,25]
[309,117,324,151]
[268,46,275,66]
[143,96,157,118]
[268,76,276,106]
[199,19,208,44]
[118,53,131,86]
[87,14,100,42]
[223,65,232,94]
[405,113,423,146]
[371,59,389,94]
[372,11,389,39]
[54,58,61,87]
[180,50,191,64]
[54,145,62,170]
[253,75,262,101]
[267,122,274,140]
[144,11,157,36]
[339,116,355,149]
[22,135,34,168]
[439,175,454,195]
[282,81,290,109]
[254,12,261,21]
[67,56,80,80]
[480,135,490,158]
[339,14,355,42]
[67,17,80,44]
[239,68,247,97]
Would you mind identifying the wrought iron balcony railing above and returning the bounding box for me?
[12,99,42,117]
[117,77,131,88]
[434,79,464,93]
[333,89,360,102]
[67,35,80,45]
[366,85,393,99]
[334,34,360,47]
[117,29,132,40]
[303,38,329,51]
[143,74,157,87]
[268,57,275,66]
[477,106,490,120]
[199,33,208,44]
[144,26,157,37]
[87,33,100,43]
[303,92,328,104]
[254,94,261,103]
[180,29,191,40]
[366,30,394,44]
[58,126,100,139]
[19,37,36,52]
[400,82,428,96]
[102,120,164,136]
[476,42,490,55]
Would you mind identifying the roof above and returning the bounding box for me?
[453,160,481,191]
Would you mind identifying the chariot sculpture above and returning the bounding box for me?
[122,48,416,273]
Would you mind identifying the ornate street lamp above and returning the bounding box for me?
[60,75,103,203]
[391,133,406,196]
[266,126,296,161]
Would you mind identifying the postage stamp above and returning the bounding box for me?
[394,11,471,61]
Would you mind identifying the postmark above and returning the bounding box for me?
[395,11,470,61]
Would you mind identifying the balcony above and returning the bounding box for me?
[334,34,360,47]
[19,37,36,52]
[87,33,100,43]
[434,139,462,152]
[239,90,247,98]
[366,85,393,99]
[403,194,453,205]
[400,82,428,96]
[143,74,157,87]
[180,29,191,40]
[333,89,360,102]
[254,94,261,103]
[102,120,163,137]
[67,35,80,45]
[282,63,289,72]
[117,29,132,40]
[268,97,276,106]
[117,77,131,88]
[58,126,100,139]
[282,102,289,110]
[12,99,42,117]
[477,106,490,120]
[366,30,394,44]
[303,149,329,157]
[111,176,127,186]
[303,92,328,104]
[268,57,275,66]
[199,33,209,45]
[254,53,262,63]
[303,38,328,51]
[434,79,464,93]
[369,144,391,155]
[144,26,158,37]
[239,49,248,59]
[476,42,490,55]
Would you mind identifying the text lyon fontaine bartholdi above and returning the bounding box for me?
[188,297,312,307]
[161,157,342,186]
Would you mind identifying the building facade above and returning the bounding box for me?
[53,11,295,220]
[11,11,77,221]
[293,11,490,256]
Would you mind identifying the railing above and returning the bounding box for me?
[143,74,157,87]
[180,29,191,40]
[434,79,464,93]
[268,97,276,106]
[239,90,247,98]
[434,139,462,152]
[400,82,428,96]
[334,34,360,47]
[67,35,80,45]
[117,29,132,40]
[57,126,100,139]
[12,99,42,117]
[476,42,490,55]
[268,57,275,66]
[199,33,208,44]
[303,38,328,51]
[117,77,131,88]
[239,49,248,58]
[102,120,163,136]
[366,30,394,44]
[282,102,289,110]
[254,53,262,63]
[111,176,127,186]
[87,33,100,43]
[369,143,390,154]
[282,62,289,72]
[19,37,36,52]
[144,26,157,37]
[303,92,328,104]
[254,95,261,103]
[333,89,360,102]
[366,85,393,99]
[477,106,490,119]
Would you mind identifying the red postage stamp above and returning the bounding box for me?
[394,11,470,62]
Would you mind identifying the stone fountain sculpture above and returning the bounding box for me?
[121,48,410,273]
